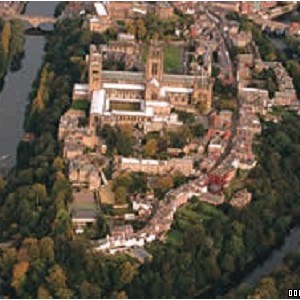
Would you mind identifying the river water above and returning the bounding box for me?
[0,1,57,168]
[242,226,300,288]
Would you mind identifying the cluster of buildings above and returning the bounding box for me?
[0,1,25,16]
[266,62,297,107]
[211,1,279,16]
[231,30,252,49]
[79,41,212,134]
[93,4,300,257]
[58,30,214,235]
[88,1,175,34]
[56,1,300,260]
[120,156,194,176]
[58,109,104,190]
[100,33,140,71]
[95,107,238,254]
[237,44,297,109]
[205,110,233,158]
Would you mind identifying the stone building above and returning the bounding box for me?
[154,2,174,20]
[106,1,134,20]
[69,156,101,190]
[120,156,194,176]
[73,41,212,132]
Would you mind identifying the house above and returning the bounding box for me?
[71,191,97,233]
[119,156,194,176]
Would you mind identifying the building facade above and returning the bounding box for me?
[74,41,212,132]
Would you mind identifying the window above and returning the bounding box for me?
[152,63,158,76]
[154,50,160,58]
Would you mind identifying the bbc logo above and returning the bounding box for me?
[288,289,300,297]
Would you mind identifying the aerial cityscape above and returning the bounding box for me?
[1,1,300,299]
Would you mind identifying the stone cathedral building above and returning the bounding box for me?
[73,40,213,132]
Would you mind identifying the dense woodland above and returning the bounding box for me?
[1,15,300,299]
[227,252,300,298]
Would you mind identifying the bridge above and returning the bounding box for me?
[3,14,57,28]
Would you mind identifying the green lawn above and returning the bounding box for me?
[164,46,183,74]
[224,170,249,200]
[99,182,115,204]
[141,45,148,64]
[110,101,141,111]
[141,45,183,74]
[270,107,295,118]
[167,230,183,246]
[71,100,90,111]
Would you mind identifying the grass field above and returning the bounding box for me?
[224,170,249,200]
[99,182,115,205]
[166,200,227,246]
[141,45,148,64]
[141,44,183,74]
[71,100,90,112]
[110,101,141,111]
[164,46,183,74]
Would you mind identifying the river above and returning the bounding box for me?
[0,1,57,169]
[241,226,300,288]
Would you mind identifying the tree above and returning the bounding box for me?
[40,237,55,262]
[169,126,192,148]
[191,123,205,138]
[154,175,173,197]
[95,214,108,238]
[251,277,278,299]
[53,156,64,172]
[173,171,186,188]
[31,65,54,114]
[116,130,133,156]
[0,175,4,195]
[112,173,132,191]
[0,247,17,279]
[1,21,11,56]
[79,281,101,298]
[53,208,72,237]
[125,20,136,36]
[115,187,127,204]
[21,238,39,261]
[119,262,138,286]
[47,264,73,298]
[9,20,25,71]
[212,66,220,78]
[37,285,52,299]
[129,172,147,194]
[267,77,277,98]
[220,253,235,273]
[11,261,29,293]
[111,290,128,299]
[144,139,158,157]
[136,19,147,40]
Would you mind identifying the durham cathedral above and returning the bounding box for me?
[73,40,213,133]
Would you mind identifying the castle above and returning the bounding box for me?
[73,40,212,132]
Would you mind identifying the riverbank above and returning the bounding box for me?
[0,19,25,85]
[0,35,44,172]
[0,2,58,172]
